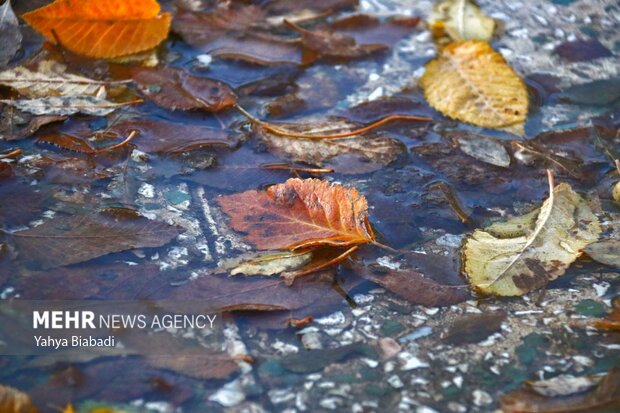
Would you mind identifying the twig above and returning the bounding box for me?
[261,163,335,174]
[95,130,139,153]
[235,104,431,140]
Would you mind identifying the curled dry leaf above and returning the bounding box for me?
[9,207,181,269]
[591,296,620,331]
[222,251,313,277]
[463,176,601,296]
[0,61,124,98]
[420,41,528,133]
[22,0,171,59]
[217,178,375,251]
[0,0,22,68]
[0,96,135,116]
[0,384,38,413]
[254,118,405,174]
[429,0,496,42]
[501,367,620,413]
[132,67,237,112]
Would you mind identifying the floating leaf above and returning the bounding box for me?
[0,0,22,68]
[0,384,38,413]
[420,41,528,133]
[0,61,124,98]
[501,368,620,413]
[254,118,405,174]
[218,178,375,251]
[222,251,313,277]
[132,67,237,112]
[429,0,496,41]
[585,240,620,268]
[10,207,181,269]
[0,96,135,116]
[614,160,620,203]
[463,177,601,296]
[22,0,172,59]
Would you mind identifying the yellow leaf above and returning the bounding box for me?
[63,405,75,413]
[463,173,601,296]
[420,41,528,133]
[22,0,171,59]
[429,0,496,42]
[0,384,38,413]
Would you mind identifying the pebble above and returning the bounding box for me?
[209,379,245,407]
[472,389,493,406]
[398,352,429,370]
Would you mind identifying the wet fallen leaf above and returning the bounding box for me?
[0,105,66,141]
[132,67,237,112]
[280,342,376,373]
[420,41,528,133]
[167,270,360,314]
[172,6,306,66]
[501,367,620,413]
[0,0,22,68]
[286,20,388,60]
[441,311,507,345]
[218,178,375,250]
[9,207,181,269]
[222,250,313,277]
[0,61,125,98]
[463,175,601,296]
[429,0,496,42]
[0,96,136,116]
[0,384,38,413]
[254,118,405,174]
[146,354,239,380]
[562,78,620,106]
[37,132,96,154]
[22,0,172,58]
[591,296,620,331]
[451,131,511,167]
[351,256,470,307]
[107,119,241,155]
[554,39,613,62]
[62,404,74,413]
[586,240,620,269]
[527,375,600,398]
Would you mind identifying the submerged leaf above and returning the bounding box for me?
[501,367,620,413]
[452,132,510,167]
[22,0,171,58]
[463,179,601,296]
[420,41,528,133]
[0,0,22,68]
[10,207,181,269]
[254,118,405,174]
[0,96,134,116]
[429,0,495,41]
[132,67,237,112]
[218,178,375,251]
[0,384,38,413]
[0,61,122,98]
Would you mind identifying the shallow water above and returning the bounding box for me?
[0,0,619,411]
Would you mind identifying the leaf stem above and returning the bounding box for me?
[235,104,431,140]
[0,149,22,160]
[95,129,139,153]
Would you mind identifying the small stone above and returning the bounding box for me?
[387,374,404,389]
[378,337,402,360]
[472,389,492,406]
[209,379,245,407]
[398,352,429,371]
[574,299,607,317]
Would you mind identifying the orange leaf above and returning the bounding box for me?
[218,178,375,251]
[22,0,171,58]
